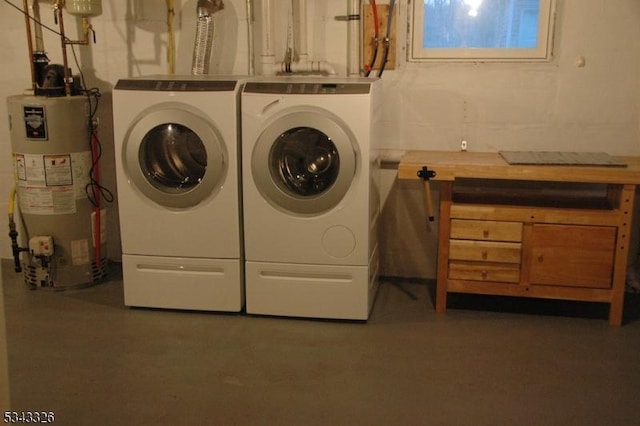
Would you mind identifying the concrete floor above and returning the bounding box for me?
[3,259,640,425]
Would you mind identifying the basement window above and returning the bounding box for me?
[409,0,556,62]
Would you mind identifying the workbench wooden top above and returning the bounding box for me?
[398,151,640,184]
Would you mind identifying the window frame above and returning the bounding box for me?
[409,0,556,62]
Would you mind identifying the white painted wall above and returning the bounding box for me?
[0,1,638,278]
[385,0,640,155]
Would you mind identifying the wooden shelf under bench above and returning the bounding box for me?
[398,151,640,326]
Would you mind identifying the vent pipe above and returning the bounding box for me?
[192,0,225,75]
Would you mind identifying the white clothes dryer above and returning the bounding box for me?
[113,75,244,311]
[241,77,382,320]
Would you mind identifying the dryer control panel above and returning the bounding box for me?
[115,79,237,92]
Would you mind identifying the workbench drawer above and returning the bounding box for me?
[449,261,521,283]
[449,239,522,263]
[450,219,523,242]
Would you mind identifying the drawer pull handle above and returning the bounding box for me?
[538,254,544,263]
[482,251,488,260]
[481,270,488,279]
[483,229,490,238]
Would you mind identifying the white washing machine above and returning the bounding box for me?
[113,75,244,311]
[241,77,382,320]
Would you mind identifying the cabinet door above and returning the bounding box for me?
[529,224,616,289]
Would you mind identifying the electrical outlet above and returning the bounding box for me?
[461,140,468,152]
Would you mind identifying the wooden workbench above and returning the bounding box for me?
[398,151,640,326]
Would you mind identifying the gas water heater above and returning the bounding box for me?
[6,0,107,289]
[8,95,107,288]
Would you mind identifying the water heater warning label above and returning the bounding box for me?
[14,151,92,215]
[18,186,75,215]
[44,154,73,186]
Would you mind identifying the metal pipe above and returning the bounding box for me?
[260,0,335,75]
[54,2,73,95]
[260,0,276,74]
[287,60,336,75]
[192,0,224,75]
[286,0,336,75]
[246,0,255,75]
[30,0,44,52]
[23,0,36,92]
[28,0,51,90]
[8,188,26,273]
[293,0,308,62]
[192,15,214,74]
[347,0,361,76]
[64,17,94,46]
[167,0,175,74]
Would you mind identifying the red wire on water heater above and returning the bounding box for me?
[91,130,101,269]
[82,89,114,275]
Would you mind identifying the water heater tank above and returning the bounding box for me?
[65,0,102,17]
[7,94,107,289]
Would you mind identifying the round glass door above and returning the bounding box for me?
[270,127,340,198]
[124,106,227,208]
[252,109,357,215]
[139,123,207,193]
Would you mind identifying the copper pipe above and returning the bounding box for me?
[54,2,72,96]
[65,17,93,45]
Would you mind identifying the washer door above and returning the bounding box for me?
[252,109,357,215]
[123,105,227,208]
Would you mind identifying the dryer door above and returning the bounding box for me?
[252,109,357,215]
[123,105,227,208]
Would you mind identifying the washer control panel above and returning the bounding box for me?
[244,82,371,95]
